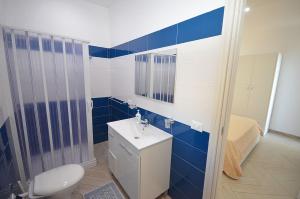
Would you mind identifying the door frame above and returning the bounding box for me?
[263,53,282,135]
[202,0,247,198]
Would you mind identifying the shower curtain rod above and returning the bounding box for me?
[0,24,90,44]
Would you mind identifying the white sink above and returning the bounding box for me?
[107,118,172,150]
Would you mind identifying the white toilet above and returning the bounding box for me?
[29,164,85,199]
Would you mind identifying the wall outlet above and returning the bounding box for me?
[191,120,203,132]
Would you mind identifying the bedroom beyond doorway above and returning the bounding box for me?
[215,0,300,198]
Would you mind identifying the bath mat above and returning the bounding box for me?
[83,181,125,199]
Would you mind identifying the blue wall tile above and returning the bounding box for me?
[172,138,207,172]
[171,154,205,189]
[88,46,108,58]
[92,97,109,107]
[172,121,209,153]
[0,124,8,146]
[128,36,148,53]
[108,48,116,58]
[92,97,111,144]
[93,124,108,133]
[177,7,224,44]
[168,186,189,199]
[148,25,177,50]
[92,107,109,118]
[93,132,108,144]
[170,169,203,199]
[114,42,130,57]
[92,115,109,125]
[0,120,19,198]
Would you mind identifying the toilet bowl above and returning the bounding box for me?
[29,164,85,199]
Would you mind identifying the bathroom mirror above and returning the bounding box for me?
[135,49,176,103]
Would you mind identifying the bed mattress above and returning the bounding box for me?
[223,114,262,179]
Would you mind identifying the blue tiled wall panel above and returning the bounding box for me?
[128,36,148,54]
[92,97,109,107]
[172,138,207,172]
[114,42,131,57]
[0,120,19,198]
[177,7,224,44]
[147,25,177,50]
[168,186,189,199]
[92,97,111,143]
[172,121,209,153]
[88,46,109,58]
[88,7,224,58]
[170,169,203,199]
[104,97,209,199]
[171,154,205,189]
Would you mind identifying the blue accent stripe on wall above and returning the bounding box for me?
[147,24,177,50]
[89,46,109,58]
[88,7,224,58]
[177,7,224,44]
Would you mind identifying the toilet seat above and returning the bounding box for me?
[29,164,84,198]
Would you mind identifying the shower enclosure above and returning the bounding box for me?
[1,27,94,182]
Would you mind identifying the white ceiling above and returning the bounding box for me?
[245,0,300,30]
[84,0,114,8]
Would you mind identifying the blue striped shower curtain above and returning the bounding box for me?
[2,27,90,179]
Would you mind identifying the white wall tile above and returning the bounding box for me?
[89,57,111,98]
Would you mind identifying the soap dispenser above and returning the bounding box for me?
[135,109,141,123]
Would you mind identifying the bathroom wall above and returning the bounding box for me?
[0,0,111,98]
[105,1,226,198]
[109,0,225,133]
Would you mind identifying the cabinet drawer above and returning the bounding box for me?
[117,141,140,199]
[117,134,139,156]
[108,128,118,154]
[108,150,117,175]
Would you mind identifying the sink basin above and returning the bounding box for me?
[107,118,172,150]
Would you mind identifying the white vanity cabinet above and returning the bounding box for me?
[107,118,172,199]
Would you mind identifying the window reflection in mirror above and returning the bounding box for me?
[135,49,176,103]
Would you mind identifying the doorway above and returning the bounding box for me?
[215,0,300,198]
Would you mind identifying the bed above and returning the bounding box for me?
[223,114,262,179]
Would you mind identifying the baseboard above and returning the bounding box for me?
[81,158,97,169]
[269,129,300,140]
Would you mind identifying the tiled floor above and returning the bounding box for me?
[72,141,171,199]
[216,132,300,199]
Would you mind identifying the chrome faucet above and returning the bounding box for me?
[140,118,149,127]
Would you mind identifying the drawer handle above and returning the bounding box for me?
[120,143,132,156]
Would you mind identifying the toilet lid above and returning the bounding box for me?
[33,164,84,196]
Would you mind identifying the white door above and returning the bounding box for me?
[247,54,277,128]
[232,53,279,129]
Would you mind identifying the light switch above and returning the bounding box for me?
[191,120,203,132]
